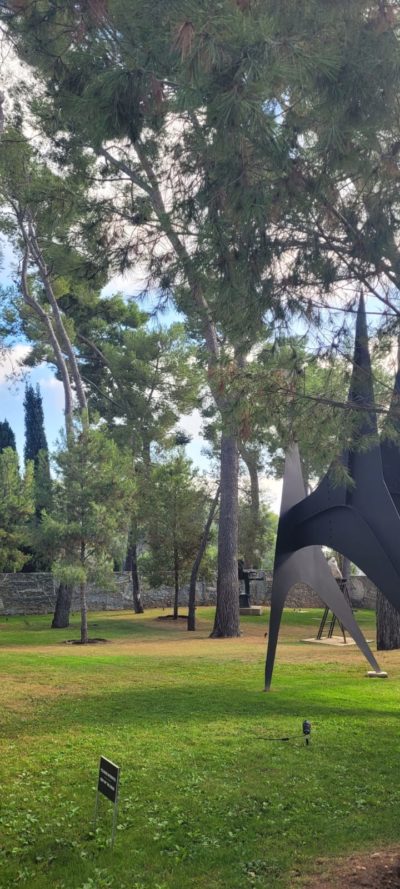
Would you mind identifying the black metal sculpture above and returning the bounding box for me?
[265,295,400,689]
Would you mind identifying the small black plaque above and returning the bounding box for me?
[97,757,119,804]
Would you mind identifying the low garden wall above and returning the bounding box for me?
[0,571,378,616]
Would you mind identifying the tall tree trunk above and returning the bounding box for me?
[376,590,400,650]
[21,242,77,630]
[20,246,74,436]
[336,553,351,581]
[211,435,240,638]
[173,544,179,620]
[52,582,73,629]
[125,527,144,613]
[188,485,220,631]
[105,149,239,635]
[130,542,144,614]
[26,218,89,415]
[80,580,88,644]
[80,539,88,644]
[239,444,261,567]
[341,555,351,581]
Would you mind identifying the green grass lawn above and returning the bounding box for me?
[1,606,399,889]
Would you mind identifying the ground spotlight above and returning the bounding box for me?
[302,720,311,745]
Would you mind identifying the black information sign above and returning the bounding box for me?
[98,757,119,803]
[94,757,120,846]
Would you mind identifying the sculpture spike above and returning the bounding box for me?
[347,293,377,434]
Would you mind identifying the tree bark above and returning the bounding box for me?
[211,435,240,637]
[125,534,144,613]
[188,485,220,631]
[341,555,351,582]
[376,590,400,650]
[173,544,179,620]
[20,247,74,436]
[51,582,73,628]
[80,580,89,644]
[26,218,88,415]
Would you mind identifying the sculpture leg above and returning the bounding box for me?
[265,547,381,690]
[265,571,286,690]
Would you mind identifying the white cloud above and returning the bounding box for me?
[259,476,282,514]
[179,408,203,440]
[0,344,31,385]
[102,267,149,298]
[38,375,62,390]
[37,375,65,410]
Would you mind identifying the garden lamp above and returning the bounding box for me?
[302,720,311,745]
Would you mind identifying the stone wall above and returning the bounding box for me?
[0,573,57,616]
[0,572,218,615]
[249,575,378,609]
[0,571,378,616]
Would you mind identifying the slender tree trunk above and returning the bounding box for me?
[188,485,220,631]
[211,435,240,638]
[130,543,144,614]
[80,580,88,644]
[341,555,351,581]
[21,240,75,629]
[376,590,400,650]
[125,528,144,613]
[52,582,73,628]
[99,148,242,639]
[173,544,179,620]
[336,553,351,581]
[106,149,240,636]
[80,539,88,643]
[20,246,74,436]
[27,219,89,415]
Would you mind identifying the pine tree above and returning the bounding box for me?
[0,419,16,453]
[0,448,34,572]
[141,455,211,620]
[42,423,135,643]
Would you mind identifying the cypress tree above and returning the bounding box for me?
[23,384,48,466]
[0,419,16,453]
[23,384,52,569]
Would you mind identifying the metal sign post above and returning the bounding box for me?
[93,757,120,847]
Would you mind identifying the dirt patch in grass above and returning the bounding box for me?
[303,847,400,888]
[0,674,85,710]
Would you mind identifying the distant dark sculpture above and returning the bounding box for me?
[238,559,251,607]
[238,561,264,608]
[265,295,400,689]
